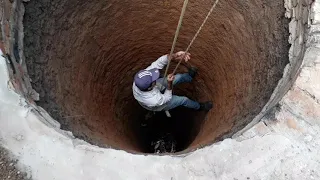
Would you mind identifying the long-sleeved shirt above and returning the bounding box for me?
[132,55,172,111]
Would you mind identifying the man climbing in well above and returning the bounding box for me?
[132,51,213,112]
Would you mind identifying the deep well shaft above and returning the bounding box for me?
[23,0,289,153]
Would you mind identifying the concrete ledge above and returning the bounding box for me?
[0,0,319,179]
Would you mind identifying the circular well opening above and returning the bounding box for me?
[23,0,289,153]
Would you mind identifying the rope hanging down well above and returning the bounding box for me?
[172,0,220,75]
[162,0,220,79]
[162,0,190,83]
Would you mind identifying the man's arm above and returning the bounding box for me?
[166,74,174,90]
[145,54,169,70]
[145,51,190,70]
[155,73,175,106]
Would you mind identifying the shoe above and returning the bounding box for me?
[199,101,213,111]
[188,66,198,78]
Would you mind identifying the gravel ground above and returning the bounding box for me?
[0,147,30,180]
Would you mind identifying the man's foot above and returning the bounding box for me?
[188,66,198,78]
[199,101,213,111]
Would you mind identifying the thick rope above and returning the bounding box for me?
[161,0,189,90]
[159,0,189,116]
[172,0,220,75]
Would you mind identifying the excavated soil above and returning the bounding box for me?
[23,0,289,153]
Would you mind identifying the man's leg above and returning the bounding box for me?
[163,95,200,111]
[173,73,193,85]
[157,73,193,89]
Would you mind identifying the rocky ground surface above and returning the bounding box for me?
[0,147,30,180]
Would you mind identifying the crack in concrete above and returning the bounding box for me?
[297,86,320,105]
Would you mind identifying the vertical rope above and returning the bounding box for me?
[161,0,190,90]
[172,0,220,75]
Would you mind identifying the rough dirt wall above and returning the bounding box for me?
[22,0,290,152]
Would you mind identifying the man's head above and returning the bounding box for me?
[134,68,160,91]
